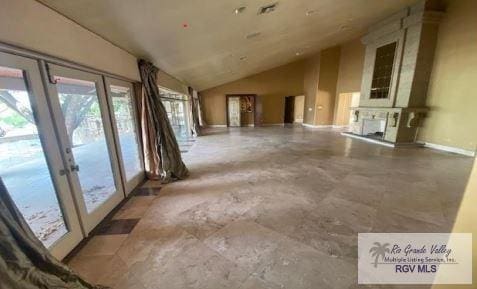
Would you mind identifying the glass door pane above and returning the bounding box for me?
[55,76,117,213]
[0,52,83,259]
[46,64,124,233]
[0,66,66,246]
[105,78,144,194]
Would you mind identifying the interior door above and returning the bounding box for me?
[335,93,353,126]
[0,52,82,259]
[228,96,241,127]
[104,77,144,194]
[45,64,124,233]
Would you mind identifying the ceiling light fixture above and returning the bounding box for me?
[234,6,246,14]
[295,52,302,56]
[305,10,317,16]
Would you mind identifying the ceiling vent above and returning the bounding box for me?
[246,32,261,39]
[258,2,278,15]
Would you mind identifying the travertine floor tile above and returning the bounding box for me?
[76,234,128,257]
[67,127,473,289]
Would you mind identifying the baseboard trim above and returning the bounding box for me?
[302,123,345,129]
[262,123,285,127]
[302,123,330,128]
[420,142,476,157]
[207,124,227,128]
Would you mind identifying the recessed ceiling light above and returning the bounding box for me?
[295,52,302,56]
[234,6,246,14]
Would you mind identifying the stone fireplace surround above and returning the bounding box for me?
[343,0,444,146]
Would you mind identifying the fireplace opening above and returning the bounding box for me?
[362,118,386,140]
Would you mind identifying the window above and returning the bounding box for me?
[109,83,142,184]
[370,42,397,99]
[158,87,191,144]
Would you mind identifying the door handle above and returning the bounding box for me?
[70,164,80,172]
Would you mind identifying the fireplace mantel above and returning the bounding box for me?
[345,0,444,145]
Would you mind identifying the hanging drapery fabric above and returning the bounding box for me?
[138,60,189,182]
[197,92,206,127]
[0,178,108,289]
[188,86,202,136]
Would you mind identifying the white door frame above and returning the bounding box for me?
[0,52,83,259]
[104,77,145,195]
[43,63,125,234]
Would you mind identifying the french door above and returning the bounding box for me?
[45,64,125,233]
[0,50,144,259]
[0,52,83,259]
[104,77,144,194]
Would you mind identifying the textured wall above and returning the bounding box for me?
[417,0,477,152]
[200,61,305,125]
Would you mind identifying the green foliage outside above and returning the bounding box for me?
[1,113,28,128]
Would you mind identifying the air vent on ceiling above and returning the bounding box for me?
[258,2,278,15]
[246,32,261,39]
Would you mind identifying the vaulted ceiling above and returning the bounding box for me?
[37,0,417,90]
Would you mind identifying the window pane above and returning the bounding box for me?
[370,42,397,99]
[0,66,68,247]
[54,76,117,213]
[110,84,142,181]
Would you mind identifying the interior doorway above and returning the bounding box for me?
[284,96,295,124]
[226,94,256,127]
[284,95,305,124]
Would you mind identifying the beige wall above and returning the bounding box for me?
[158,70,189,95]
[294,95,305,123]
[303,54,320,125]
[315,46,341,125]
[200,61,305,125]
[0,0,140,81]
[303,46,341,126]
[417,0,477,152]
[335,39,365,97]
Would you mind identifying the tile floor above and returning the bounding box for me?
[67,126,475,289]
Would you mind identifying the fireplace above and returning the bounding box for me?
[343,0,443,146]
[362,118,386,140]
